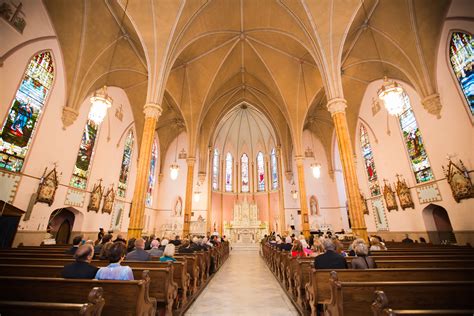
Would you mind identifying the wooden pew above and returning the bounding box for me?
[0,272,156,316]
[305,268,474,316]
[371,290,474,316]
[0,287,104,316]
[325,272,474,316]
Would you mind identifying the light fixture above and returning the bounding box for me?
[310,163,321,179]
[169,120,180,180]
[88,86,112,124]
[377,77,404,116]
[193,181,201,202]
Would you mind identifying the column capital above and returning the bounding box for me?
[326,98,347,115]
[295,155,305,166]
[186,157,196,166]
[421,93,442,119]
[143,103,163,119]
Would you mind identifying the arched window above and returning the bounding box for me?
[212,148,219,191]
[398,93,434,183]
[271,148,278,190]
[146,139,158,207]
[359,124,381,196]
[241,153,249,192]
[117,130,134,198]
[225,152,233,192]
[449,31,473,115]
[0,51,54,172]
[256,151,265,191]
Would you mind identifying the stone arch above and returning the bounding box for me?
[422,203,456,245]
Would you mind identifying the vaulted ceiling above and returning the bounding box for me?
[43,0,453,175]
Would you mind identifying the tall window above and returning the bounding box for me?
[70,119,100,189]
[398,93,434,183]
[212,148,219,191]
[359,125,381,196]
[241,153,249,192]
[0,51,54,172]
[256,151,265,191]
[270,148,278,190]
[117,130,134,198]
[146,139,158,207]
[225,152,233,192]
[449,31,473,115]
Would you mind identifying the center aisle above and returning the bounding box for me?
[185,247,299,316]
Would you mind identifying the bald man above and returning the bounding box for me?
[62,244,99,279]
[125,238,151,261]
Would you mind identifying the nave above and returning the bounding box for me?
[186,247,298,316]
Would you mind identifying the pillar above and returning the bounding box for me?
[295,156,310,237]
[206,147,212,234]
[182,157,195,237]
[128,103,162,239]
[327,98,367,240]
[276,146,286,234]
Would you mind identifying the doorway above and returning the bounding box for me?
[422,204,456,244]
[47,208,76,244]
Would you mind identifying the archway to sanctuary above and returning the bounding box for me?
[47,208,77,244]
[422,204,456,245]
[209,103,282,245]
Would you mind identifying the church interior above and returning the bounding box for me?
[0,0,473,315]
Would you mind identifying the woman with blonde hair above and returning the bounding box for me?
[291,239,305,258]
[369,237,387,251]
[159,244,177,262]
[310,238,325,257]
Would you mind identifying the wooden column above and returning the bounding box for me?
[182,157,195,237]
[276,146,286,234]
[327,98,367,240]
[295,156,310,237]
[128,103,162,239]
[206,147,212,235]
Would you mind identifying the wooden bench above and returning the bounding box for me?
[0,272,156,316]
[324,271,474,316]
[371,290,474,316]
[0,287,104,316]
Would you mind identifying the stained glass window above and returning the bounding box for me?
[0,51,54,172]
[257,152,265,191]
[117,130,134,198]
[146,139,158,207]
[225,152,233,192]
[70,119,100,189]
[398,93,434,183]
[212,148,219,191]
[241,153,249,192]
[271,148,278,190]
[359,125,381,196]
[449,32,473,114]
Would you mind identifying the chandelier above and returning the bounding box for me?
[88,86,112,124]
[377,77,404,116]
[310,162,321,179]
[170,120,180,180]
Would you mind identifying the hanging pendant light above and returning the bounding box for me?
[377,77,404,116]
[89,86,112,124]
[310,162,321,179]
[170,120,180,180]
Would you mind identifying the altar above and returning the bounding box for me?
[224,197,268,243]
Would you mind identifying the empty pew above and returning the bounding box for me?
[0,287,104,316]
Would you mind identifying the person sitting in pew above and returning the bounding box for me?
[348,238,366,256]
[351,242,376,269]
[280,236,293,251]
[402,234,414,244]
[291,239,306,258]
[314,238,347,269]
[160,244,177,262]
[62,244,99,279]
[126,238,151,261]
[147,239,163,257]
[65,236,83,255]
[370,237,387,251]
[310,238,325,257]
[95,242,134,280]
[178,239,194,253]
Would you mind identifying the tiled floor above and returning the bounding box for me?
[185,248,299,316]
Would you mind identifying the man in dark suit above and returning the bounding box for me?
[170,235,182,246]
[402,234,414,243]
[279,236,293,251]
[314,238,347,269]
[125,238,151,261]
[65,236,83,255]
[62,244,99,279]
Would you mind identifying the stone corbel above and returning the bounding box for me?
[422,93,442,119]
[198,172,206,185]
[285,171,293,183]
[61,106,79,130]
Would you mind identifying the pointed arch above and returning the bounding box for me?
[0,51,55,172]
[359,123,381,196]
[256,151,265,192]
[117,129,134,198]
[241,153,249,192]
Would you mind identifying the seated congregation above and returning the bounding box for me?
[262,233,474,316]
[0,232,229,316]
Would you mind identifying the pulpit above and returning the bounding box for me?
[224,197,268,243]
